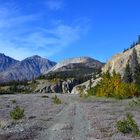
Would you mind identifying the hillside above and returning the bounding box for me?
[102,44,140,76]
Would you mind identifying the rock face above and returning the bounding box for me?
[0,55,56,82]
[0,53,19,72]
[71,78,101,95]
[45,57,103,73]
[102,44,140,76]
[35,79,80,94]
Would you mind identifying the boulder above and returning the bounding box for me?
[71,78,101,95]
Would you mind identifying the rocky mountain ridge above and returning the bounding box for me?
[0,53,19,72]
[46,57,103,73]
[0,54,56,83]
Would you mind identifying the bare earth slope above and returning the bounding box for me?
[0,94,140,140]
[102,44,140,76]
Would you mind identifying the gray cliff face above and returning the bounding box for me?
[35,79,80,94]
[0,55,56,82]
[0,53,19,72]
[102,44,140,77]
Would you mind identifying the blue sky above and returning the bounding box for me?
[0,0,140,62]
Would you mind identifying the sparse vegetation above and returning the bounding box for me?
[10,106,25,120]
[129,99,140,108]
[52,95,62,104]
[77,85,86,97]
[38,68,100,82]
[11,99,17,104]
[123,36,140,53]
[117,113,140,135]
[42,95,49,98]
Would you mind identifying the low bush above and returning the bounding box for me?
[129,99,140,108]
[117,113,140,135]
[42,95,49,98]
[52,95,62,104]
[10,106,25,120]
[11,99,17,104]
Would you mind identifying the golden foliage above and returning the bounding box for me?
[92,70,139,99]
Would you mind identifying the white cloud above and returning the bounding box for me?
[46,0,64,11]
[0,2,90,60]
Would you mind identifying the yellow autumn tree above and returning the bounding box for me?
[91,70,140,99]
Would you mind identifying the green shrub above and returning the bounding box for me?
[52,95,62,104]
[11,99,17,104]
[42,95,49,98]
[129,99,140,108]
[117,113,140,135]
[10,106,25,120]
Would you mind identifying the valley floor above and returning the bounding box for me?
[0,94,140,140]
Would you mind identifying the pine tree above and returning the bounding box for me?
[133,63,140,86]
[89,78,92,89]
[130,48,138,75]
[130,42,136,49]
[123,48,126,53]
[138,35,140,44]
[123,62,133,83]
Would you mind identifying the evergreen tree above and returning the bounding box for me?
[138,35,140,44]
[123,48,126,53]
[130,48,138,75]
[89,78,92,90]
[130,42,136,49]
[123,62,133,83]
[133,63,140,86]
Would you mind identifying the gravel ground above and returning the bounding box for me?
[0,94,140,140]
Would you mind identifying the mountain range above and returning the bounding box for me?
[0,54,56,83]
[1,42,139,84]
[0,54,103,83]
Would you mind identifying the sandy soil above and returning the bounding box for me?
[0,94,140,140]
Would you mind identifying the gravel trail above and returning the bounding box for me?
[0,94,140,140]
[37,101,90,140]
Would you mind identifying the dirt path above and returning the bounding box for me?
[37,100,90,140]
[1,94,140,140]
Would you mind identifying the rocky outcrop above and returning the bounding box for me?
[35,79,80,94]
[0,53,19,72]
[102,44,140,76]
[71,78,101,95]
[0,55,56,83]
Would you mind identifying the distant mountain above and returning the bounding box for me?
[44,57,104,80]
[0,55,56,82]
[102,44,140,77]
[46,57,103,73]
[0,53,19,72]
